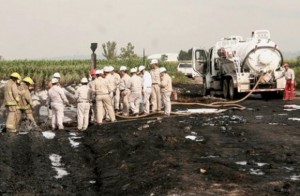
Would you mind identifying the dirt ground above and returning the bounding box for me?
[0,84,300,195]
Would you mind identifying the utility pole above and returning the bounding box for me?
[143,48,146,67]
[90,43,97,70]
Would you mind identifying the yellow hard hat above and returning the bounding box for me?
[10,72,21,80]
[23,77,34,85]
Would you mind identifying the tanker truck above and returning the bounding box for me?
[192,30,286,99]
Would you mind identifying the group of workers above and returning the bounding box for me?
[3,59,173,133]
[4,72,38,133]
[4,60,295,133]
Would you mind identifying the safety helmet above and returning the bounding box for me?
[23,77,34,85]
[51,78,59,84]
[81,77,88,83]
[159,67,167,73]
[138,65,146,72]
[150,59,158,65]
[108,65,114,72]
[103,66,110,73]
[10,72,21,80]
[96,69,103,75]
[130,67,137,73]
[90,69,96,75]
[119,66,127,72]
[53,72,61,78]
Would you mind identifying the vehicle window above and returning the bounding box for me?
[179,64,192,68]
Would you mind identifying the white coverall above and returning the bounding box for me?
[150,68,161,111]
[128,74,143,114]
[48,85,69,130]
[160,73,173,115]
[74,84,91,131]
[119,73,131,116]
[142,71,152,114]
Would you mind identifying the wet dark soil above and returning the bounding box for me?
[0,84,300,195]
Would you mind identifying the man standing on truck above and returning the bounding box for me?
[277,63,296,101]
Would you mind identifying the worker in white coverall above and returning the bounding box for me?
[48,78,69,130]
[128,67,143,116]
[150,59,162,112]
[91,72,116,124]
[110,66,121,111]
[74,77,92,131]
[47,72,61,120]
[159,67,173,116]
[138,65,152,114]
[119,66,131,116]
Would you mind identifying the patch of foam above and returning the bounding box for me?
[284,167,294,171]
[249,168,264,175]
[278,113,288,116]
[288,118,300,121]
[236,161,247,166]
[89,180,96,184]
[284,105,300,110]
[284,109,297,111]
[255,116,264,119]
[63,116,73,122]
[201,155,219,159]
[42,131,56,139]
[269,123,279,125]
[68,138,80,148]
[185,135,204,142]
[68,132,81,148]
[256,162,268,167]
[49,154,69,179]
[178,108,226,114]
[49,154,62,167]
[18,131,29,135]
[290,175,300,181]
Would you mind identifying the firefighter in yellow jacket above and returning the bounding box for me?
[4,72,21,133]
[17,77,39,129]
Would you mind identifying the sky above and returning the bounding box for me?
[0,0,299,60]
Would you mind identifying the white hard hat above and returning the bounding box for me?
[119,66,127,71]
[81,77,88,83]
[108,65,114,71]
[159,67,167,73]
[150,59,158,65]
[96,69,103,75]
[53,72,61,78]
[103,66,110,72]
[138,65,146,72]
[51,78,59,84]
[130,67,137,73]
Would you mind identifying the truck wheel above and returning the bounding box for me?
[223,79,229,99]
[201,79,210,96]
[229,79,236,100]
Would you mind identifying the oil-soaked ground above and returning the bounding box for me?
[0,84,300,195]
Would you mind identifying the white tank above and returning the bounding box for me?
[219,30,283,74]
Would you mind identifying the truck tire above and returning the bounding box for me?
[229,79,236,100]
[223,79,229,99]
[201,78,210,96]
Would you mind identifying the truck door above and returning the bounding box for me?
[192,48,208,76]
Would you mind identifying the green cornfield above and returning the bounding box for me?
[0,59,194,89]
